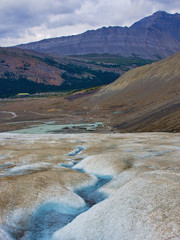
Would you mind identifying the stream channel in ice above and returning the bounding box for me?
[3,146,112,240]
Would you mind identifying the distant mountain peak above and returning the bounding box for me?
[153,10,168,16]
[130,11,178,27]
[152,10,179,19]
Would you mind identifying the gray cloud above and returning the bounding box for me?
[0,0,179,46]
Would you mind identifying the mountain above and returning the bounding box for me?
[17,11,180,59]
[0,47,63,85]
[0,48,118,98]
[84,52,180,132]
[0,47,155,98]
[0,47,64,98]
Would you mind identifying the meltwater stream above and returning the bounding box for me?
[3,146,112,240]
[62,146,112,207]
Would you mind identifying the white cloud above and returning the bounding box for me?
[0,0,179,46]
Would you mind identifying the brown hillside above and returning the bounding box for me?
[0,47,63,86]
[85,52,180,132]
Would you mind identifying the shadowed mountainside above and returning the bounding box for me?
[84,52,180,132]
[17,11,180,59]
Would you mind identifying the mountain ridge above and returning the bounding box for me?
[17,11,180,59]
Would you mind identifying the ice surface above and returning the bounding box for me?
[0,133,179,240]
[53,172,180,240]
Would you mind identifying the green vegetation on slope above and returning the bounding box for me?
[71,53,154,69]
[0,70,119,98]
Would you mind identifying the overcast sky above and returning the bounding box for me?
[0,0,179,47]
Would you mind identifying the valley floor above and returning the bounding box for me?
[0,94,179,134]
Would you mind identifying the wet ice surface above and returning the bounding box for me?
[74,174,112,207]
[0,133,179,240]
[0,155,8,160]
[23,203,88,240]
[67,146,85,156]
[0,142,113,239]
[0,164,12,169]
[1,163,56,176]
[24,174,112,240]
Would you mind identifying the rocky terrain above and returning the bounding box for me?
[0,133,179,240]
[17,11,180,59]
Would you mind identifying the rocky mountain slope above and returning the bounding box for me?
[0,47,63,85]
[0,47,153,98]
[84,52,180,132]
[17,11,180,59]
